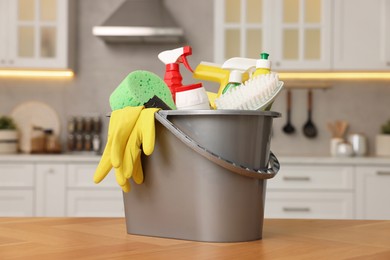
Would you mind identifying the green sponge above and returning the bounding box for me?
[109,70,176,111]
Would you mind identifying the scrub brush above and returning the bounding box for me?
[215,73,284,111]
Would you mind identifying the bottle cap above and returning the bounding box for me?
[229,70,243,83]
[256,52,271,69]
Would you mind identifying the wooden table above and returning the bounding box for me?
[0,218,389,259]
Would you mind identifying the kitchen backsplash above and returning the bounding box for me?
[0,0,389,156]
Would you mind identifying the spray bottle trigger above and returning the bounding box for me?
[181,55,194,72]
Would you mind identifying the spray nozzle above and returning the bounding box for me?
[158,46,194,72]
[178,46,194,72]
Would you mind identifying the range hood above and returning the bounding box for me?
[93,0,184,43]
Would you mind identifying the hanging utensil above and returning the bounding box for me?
[282,89,295,134]
[303,89,318,138]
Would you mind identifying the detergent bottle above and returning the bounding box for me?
[252,52,271,78]
[221,57,256,91]
[222,70,243,94]
[158,46,209,110]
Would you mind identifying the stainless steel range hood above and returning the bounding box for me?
[92,0,184,43]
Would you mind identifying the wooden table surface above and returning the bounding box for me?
[0,218,390,259]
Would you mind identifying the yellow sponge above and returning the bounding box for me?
[109,70,176,111]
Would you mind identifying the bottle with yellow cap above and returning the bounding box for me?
[252,53,271,78]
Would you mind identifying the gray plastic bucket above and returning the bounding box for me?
[123,110,281,242]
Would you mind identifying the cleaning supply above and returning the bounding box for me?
[215,73,284,110]
[193,62,230,98]
[122,108,159,184]
[109,70,176,111]
[221,57,256,93]
[94,107,159,192]
[221,70,243,94]
[94,106,144,192]
[175,84,210,110]
[144,95,172,110]
[252,53,271,78]
[158,46,200,101]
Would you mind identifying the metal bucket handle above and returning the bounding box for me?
[155,112,280,180]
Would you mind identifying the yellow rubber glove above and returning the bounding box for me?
[122,108,159,184]
[93,106,143,192]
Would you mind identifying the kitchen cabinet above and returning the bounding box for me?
[272,0,332,70]
[266,192,354,219]
[0,157,124,217]
[215,0,390,71]
[265,164,355,219]
[35,164,66,217]
[0,163,34,216]
[0,0,74,69]
[333,0,390,70]
[214,0,331,70]
[356,166,390,220]
[66,164,124,217]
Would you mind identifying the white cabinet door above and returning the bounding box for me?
[214,0,273,63]
[272,0,332,70]
[268,165,354,190]
[333,0,390,70]
[35,164,66,216]
[0,190,34,216]
[265,191,354,219]
[67,190,124,217]
[0,163,35,217]
[0,163,35,187]
[67,163,124,217]
[2,0,72,69]
[214,0,331,70]
[356,166,390,220]
[0,0,9,66]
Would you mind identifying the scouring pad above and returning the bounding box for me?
[109,70,176,111]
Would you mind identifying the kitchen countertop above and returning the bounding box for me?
[0,218,389,259]
[1,154,390,166]
[0,153,101,162]
[279,155,390,166]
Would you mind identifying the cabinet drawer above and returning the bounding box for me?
[67,190,124,217]
[268,165,354,190]
[356,166,390,220]
[265,191,354,219]
[0,190,34,216]
[0,164,34,187]
[67,164,117,188]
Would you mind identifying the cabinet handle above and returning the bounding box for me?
[48,168,55,174]
[377,171,390,176]
[0,59,5,64]
[8,60,14,65]
[283,207,311,212]
[283,176,311,181]
[386,62,390,66]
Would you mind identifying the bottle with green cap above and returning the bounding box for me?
[222,70,243,94]
[252,52,271,78]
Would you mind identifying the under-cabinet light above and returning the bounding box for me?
[279,72,390,81]
[0,69,74,78]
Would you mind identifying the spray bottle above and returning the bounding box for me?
[158,46,209,110]
[252,52,271,78]
[221,57,256,93]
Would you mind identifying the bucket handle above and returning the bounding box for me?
[155,112,280,180]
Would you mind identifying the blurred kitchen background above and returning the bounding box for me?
[1,0,389,156]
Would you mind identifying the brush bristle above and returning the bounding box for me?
[215,73,282,110]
